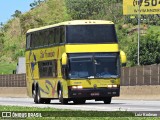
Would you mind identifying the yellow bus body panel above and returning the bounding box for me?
[65,44,119,53]
[67,79,120,88]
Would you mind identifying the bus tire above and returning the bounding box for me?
[36,88,44,104]
[33,89,38,103]
[103,97,112,104]
[58,89,68,104]
[73,99,86,104]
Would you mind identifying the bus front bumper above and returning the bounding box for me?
[68,87,120,99]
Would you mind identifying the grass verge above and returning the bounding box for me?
[0,62,16,74]
[0,105,159,120]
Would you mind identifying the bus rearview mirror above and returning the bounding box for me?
[62,53,68,65]
[120,50,127,66]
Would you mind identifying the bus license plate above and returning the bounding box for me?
[91,93,99,96]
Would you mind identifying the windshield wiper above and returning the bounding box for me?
[87,76,94,79]
[96,75,118,78]
[71,75,91,79]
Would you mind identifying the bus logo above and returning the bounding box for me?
[93,84,97,89]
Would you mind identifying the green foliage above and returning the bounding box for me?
[30,0,45,9]
[0,62,16,74]
[20,13,34,34]
[65,0,123,23]
[12,49,25,61]
[127,31,160,66]
[1,23,9,32]
[12,10,22,18]
[0,32,4,44]
[116,24,131,50]
[65,0,106,19]
[20,0,70,34]
[125,15,160,26]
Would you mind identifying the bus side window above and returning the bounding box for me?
[52,60,57,78]
[38,31,43,47]
[30,33,34,48]
[49,29,55,46]
[30,33,33,49]
[60,26,65,44]
[38,60,57,78]
[55,27,60,44]
[33,32,39,48]
[48,61,53,77]
[26,34,31,49]
[43,30,49,47]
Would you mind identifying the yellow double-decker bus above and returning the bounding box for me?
[25,20,126,104]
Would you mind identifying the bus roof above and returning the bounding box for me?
[26,20,114,33]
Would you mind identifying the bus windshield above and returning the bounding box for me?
[66,25,118,44]
[68,53,120,79]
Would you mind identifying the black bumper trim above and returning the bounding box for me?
[68,88,120,99]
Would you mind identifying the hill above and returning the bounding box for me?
[0,0,70,63]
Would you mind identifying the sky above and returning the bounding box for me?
[0,0,34,24]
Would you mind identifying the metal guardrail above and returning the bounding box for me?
[121,64,160,86]
[0,74,26,87]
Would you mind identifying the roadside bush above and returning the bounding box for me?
[127,31,160,66]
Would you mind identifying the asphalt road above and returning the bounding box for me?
[0,97,160,111]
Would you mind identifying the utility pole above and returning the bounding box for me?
[137,0,141,66]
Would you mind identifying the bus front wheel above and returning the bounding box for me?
[33,89,38,103]
[103,97,112,104]
[34,88,44,104]
[58,89,68,104]
[33,89,51,104]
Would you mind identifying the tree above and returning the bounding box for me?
[65,0,106,19]
[0,22,3,28]
[30,0,45,9]
[127,31,160,66]
[0,32,4,51]
[65,0,123,23]
[12,10,22,18]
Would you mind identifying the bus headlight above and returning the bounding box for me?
[107,85,112,88]
[70,86,83,89]
[107,85,117,88]
[112,85,117,87]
